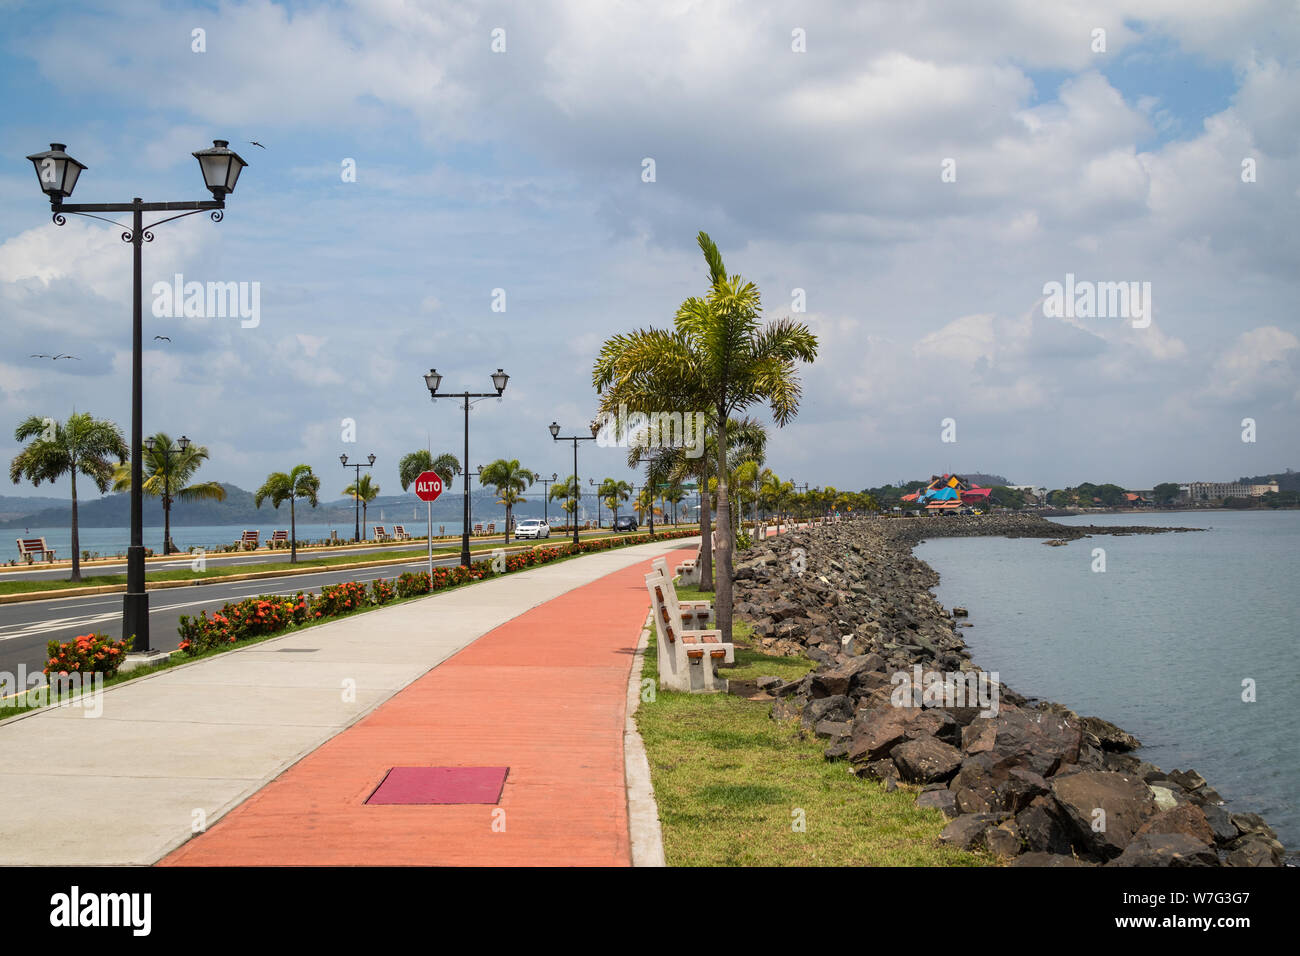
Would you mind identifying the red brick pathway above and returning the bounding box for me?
[160,550,692,866]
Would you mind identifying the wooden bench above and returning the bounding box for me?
[645,570,732,692]
[650,557,713,629]
[486,522,495,535]
[16,537,56,564]
[238,530,260,551]
[474,523,483,536]
[373,525,391,542]
[393,524,411,541]
[269,529,289,548]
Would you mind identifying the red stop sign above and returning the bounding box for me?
[414,471,444,502]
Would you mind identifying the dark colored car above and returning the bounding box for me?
[613,515,639,532]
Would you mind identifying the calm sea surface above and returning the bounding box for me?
[6,520,481,557]
[915,510,1299,853]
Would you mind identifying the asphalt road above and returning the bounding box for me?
[0,549,475,677]
[0,536,520,582]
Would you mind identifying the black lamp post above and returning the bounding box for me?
[589,478,602,529]
[425,369,509,567]
[26,140,248,653]
[339,453,376,543]
[540,472,558,526]
[144,434,189,556]
[549,421,598,546]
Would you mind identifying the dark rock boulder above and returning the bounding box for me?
[1134,805,1215,846]
[1010,852,1095,867]
[939,812,1006,851]
[891,735,963,784]
[1051,771,1159,858]
[1109,833,1217,867]
[916,788,959,819]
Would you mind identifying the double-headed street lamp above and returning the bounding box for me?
[25,140,248,653]
[548,421,598,546]
[143,434,189,555]
[339,453,376,543]
[425,369,509,567]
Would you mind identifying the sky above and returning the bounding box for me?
[1,0,1297,502]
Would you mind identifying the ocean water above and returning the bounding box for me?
[914,510,1299,853]
[5,521,480,558]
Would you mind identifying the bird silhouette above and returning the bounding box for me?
[30,353,80,360]
[249,141,266,149]
[153,335,171,342]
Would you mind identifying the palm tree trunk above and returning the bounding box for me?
[69,469,81,583]
[362,501,368,541]
[504,501,512,545]
[713,414,733,641]
[698,457,714,591]
[290,496,297,564]
[163,495,171,557]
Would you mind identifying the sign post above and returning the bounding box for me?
[414,470,444,580]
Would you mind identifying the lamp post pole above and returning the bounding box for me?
[589,478,601,529]
[25,141,248,654]
[339,453,375,543]
[549,422,598,547]
[425,369,509,567]
[540,472,557,526]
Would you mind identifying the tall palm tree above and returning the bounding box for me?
[593,231,817,640]
[598,477,632,524]
[254,465,320,563]
[479,459,536,544]
[398,449,461,490]
[110,432,225,555]
[342,472,380,539]
[549,475,579,530]
[10,413,127,582]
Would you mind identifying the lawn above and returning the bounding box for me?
[636,586,987,867]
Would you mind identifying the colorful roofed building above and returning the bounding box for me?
[900,474,994,511]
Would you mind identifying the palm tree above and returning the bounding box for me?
[549,475,580,530]
[398,449,461,491]
[110,432,224,555]
[10,413,127,582]
[598,478,632,524]
[342,472,380,540]
[663,481,686,526]
[593,231,817,640]
[254,465,320,563]
[479,459,536,544]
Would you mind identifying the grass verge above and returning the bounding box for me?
[635,594,987,866]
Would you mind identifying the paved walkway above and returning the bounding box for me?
[0,539,693,865]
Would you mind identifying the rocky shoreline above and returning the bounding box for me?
[729,514,1287,867]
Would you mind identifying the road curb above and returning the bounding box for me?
[624,612,667,867]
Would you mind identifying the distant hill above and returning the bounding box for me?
[1236,470,1299,492]
[0,482,561,529]
[963,473,1011,487]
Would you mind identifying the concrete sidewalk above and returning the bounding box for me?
[0,539,693,865]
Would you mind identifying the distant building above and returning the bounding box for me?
[1183,481,1278,500]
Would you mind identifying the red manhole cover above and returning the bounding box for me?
[366,766,509,805]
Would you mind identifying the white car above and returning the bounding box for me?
[514,519,550,539]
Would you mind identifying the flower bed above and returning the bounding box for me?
[45,633,133,678]
[175,527,701,655]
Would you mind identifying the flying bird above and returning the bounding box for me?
[249,141,267,149]
[30,353,80,360]
[154,335,171,342]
